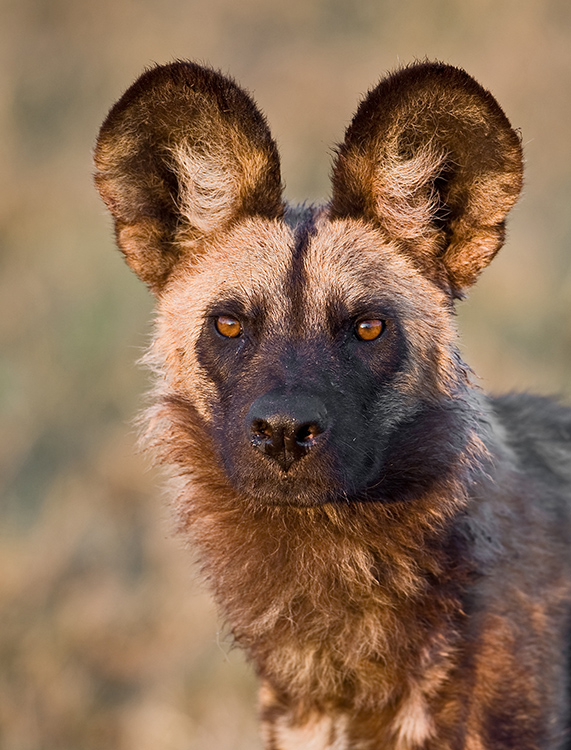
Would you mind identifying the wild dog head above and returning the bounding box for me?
[94,62,523,508]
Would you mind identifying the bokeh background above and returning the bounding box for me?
[1,1,570,748]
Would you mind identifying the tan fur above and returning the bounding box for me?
[271,713,349,750]
[393,686,435,749]
[352,144,445,241]
[171,141,242,238]
[148,217,295,421]
[301,216,463,397]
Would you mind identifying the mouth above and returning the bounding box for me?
[231,454,343,508]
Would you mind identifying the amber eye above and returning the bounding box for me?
[355,318,386,341]
[215,315,242,338]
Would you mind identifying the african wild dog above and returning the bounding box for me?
[95,61,571,749]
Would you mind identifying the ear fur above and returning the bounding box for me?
[94,62,284,293]
[330,62,523,297]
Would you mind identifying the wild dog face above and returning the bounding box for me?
[94,62,522,508]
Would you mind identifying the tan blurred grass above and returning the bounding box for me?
[1,1,570,748]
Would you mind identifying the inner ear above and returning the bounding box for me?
[330,62,523,298]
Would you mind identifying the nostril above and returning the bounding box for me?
[251,419,273,440]
[295,422,324,446]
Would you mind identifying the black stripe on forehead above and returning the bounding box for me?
[284,205,318,333]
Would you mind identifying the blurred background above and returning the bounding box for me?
[1,0,570,748]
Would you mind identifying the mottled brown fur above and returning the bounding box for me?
[95,61,571,748]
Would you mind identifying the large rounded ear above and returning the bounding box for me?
[330,62,523,298]
[94,62,284,293]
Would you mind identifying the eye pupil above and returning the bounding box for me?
[356,319,385,341]
[215,315,242,338]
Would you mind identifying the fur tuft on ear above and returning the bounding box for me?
[94,62,284,293]
[330,62,523,297]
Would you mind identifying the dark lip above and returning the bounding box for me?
[246,492,336,509]
[236,472,336,508]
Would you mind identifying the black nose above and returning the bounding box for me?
[246,392,330,472]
